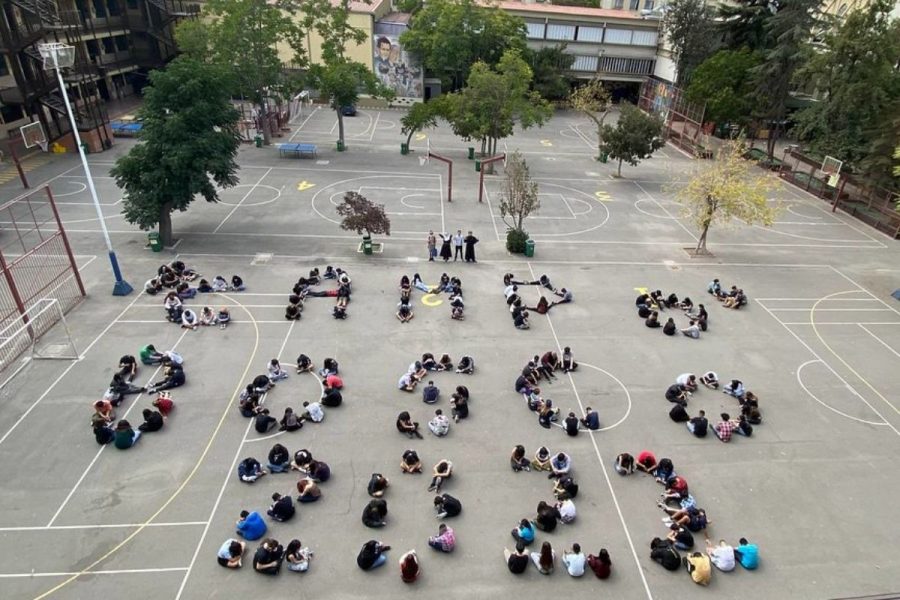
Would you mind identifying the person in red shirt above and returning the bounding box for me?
[324,373,343,390]
[712,413,734,442]
[152,392,174,416]
[587,548,612,579]
[636,451,658,474]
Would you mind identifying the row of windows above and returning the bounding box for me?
[611,0,655,10]
[570,55,655,75]
[527,22,658,46]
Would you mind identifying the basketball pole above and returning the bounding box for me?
[42,44,133,296]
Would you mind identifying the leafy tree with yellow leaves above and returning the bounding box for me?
[674,140,781,254]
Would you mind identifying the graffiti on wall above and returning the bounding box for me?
[373,33,422,99]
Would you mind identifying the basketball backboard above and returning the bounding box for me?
[20,122,47,152]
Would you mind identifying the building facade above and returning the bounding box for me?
[0,0,197,144]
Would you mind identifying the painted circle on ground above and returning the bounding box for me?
[573,362,632,432]
[796,360,885,426]
[634,197,679,220]
[53,180,88,198]
[245,371,326,443]
[422,293,443,307]
[217,184,281,207]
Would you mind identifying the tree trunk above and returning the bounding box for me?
[695,221,710,254]
[480,138,486,155]
[766,121,780,160]
[617,158,623,177]
[259,99,271,146]
[337,110,345,147]
[406,129,415,147]
[158,204,173,247]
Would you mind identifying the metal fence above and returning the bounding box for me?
[638,77,708,157]
[0,186,85,353]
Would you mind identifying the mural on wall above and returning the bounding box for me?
[373,32,422,99]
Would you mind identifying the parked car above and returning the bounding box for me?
[341,105,357,116]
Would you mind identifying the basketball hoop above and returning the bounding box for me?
[38,42,75,70]
[20,122,48,152]
[821,155,843,188]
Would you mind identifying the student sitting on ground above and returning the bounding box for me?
[253,374,274,395]
[362,498,388,528]
[561,346,578,372]
[554,475,579,500]
[550,452,572,478]
[279,408,302,432]
[199,306,217,326]
[532,446,552,471]
[176,282,196,300]
[401,449,422,473]
[513,309,530,330]
[253,538,284,575]
[649,538,681,571]
[319,358,339,377]
[669,403,690,422]
[694,304,709,331]
[367,473,390,498]
[434,493,462,518]
[700,371,719,389]
[428,523,456,553]
[665,383,691,407]
[614,452,635,475]
[535,501,559,532]
[667,524,695,550]
[450,392,468,422]
[707,539,736,572]
[268,443,290,472]
[511,518,536,545]
[146,364,186,395]
[398,372,417,392]
[114,419,141,449]
[138,408,165,432]
[285,302,302,321]
[645,311,661,327]
[510,445,531,472]
[197,279,213,293]
[662,317,676,335]
[421,380,439,404]
[236,510,267,540]
[237,457,266,483]
[449,294,464,320]
[140,344,164,366]
[217,307,231,329]
[180,308,199,330]
[551,288,573,307]
[680,297,693,312]
[724,289,747,309]
[284,539,313,573]
[300,401,324,424]
[305,459,331,483]
[296,478,321,503]
[357,540,391,571]
[638,304,653,319]
[685,550,712,585]
[211,276,228,292]
[456,355,475,374]
[742,401,762,425]
[231,275,245,291]
[396,411,423,438]
[295,353,314,373]
[428,409,450,436]
[580,407,600,430]
[397,301,414,323]
[268,359,288,381]
[687,410,708,437]
[428,459,453,493]
[731,414,753,437]
[723,379,745,399]
[564,412,580,436]
[681,320,701,339]
[711,413,734,442]
[734,537,759,569]
[321,387,342,407]
[267,493,295,522]
[636,450,658,474]
[255,409,277,433]
[217,539,246,569]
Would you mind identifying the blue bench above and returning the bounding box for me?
[278,143,317,159]
[111,121,142,137]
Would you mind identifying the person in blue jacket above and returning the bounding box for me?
[734,537,759,569]
[236,510,267,541]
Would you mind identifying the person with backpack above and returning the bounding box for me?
[649,537,681,571]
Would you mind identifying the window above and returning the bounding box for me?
[604,28,633,44]
[92,0,107,18]
[107,0,121,16]
[629,0,639,10]
[0,104,25,124]
[546,23,576,41]
[837,3,848,16]
[0,57,9,77]
[644,0,654,9]
[571,55,599,72]
[577,26,603,43]
[526,22,545,39]
[613,0,624,9]
[102,37,114,53]
[115,35,128,51]
[126,0,137,8]
[632,30,658,45]
[600,56,654,74]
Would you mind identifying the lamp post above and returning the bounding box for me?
[39,42,133,296]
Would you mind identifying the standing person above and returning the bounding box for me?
[426,230,437,261]
[562,543,586,577]
[439,233,452,262]
[452,229,464,261]
[464,231,478,263]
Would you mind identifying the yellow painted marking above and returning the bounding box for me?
[540,139,553,147]
[415,133,427,141]
[634,287,649,294]
[297,181,316,191]
[594,190,613,202]
[422,293,443,307]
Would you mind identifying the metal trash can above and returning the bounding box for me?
[475,160,481,172]
[401,142,409,155]
[336,140,346,152]
[524,239,535,257]
[148,231,163,252]
[254,135,262,148]
[468,147,475,160]
[599,152,609,163]
[362,236,373,255]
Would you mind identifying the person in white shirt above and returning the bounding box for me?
[556,498,576,524]
[551,452,572,477]
[428,409,450,436]
[676,373,698,391]
[267,359,289,381]
[301,401,324,423]
[562,543,586,576]
[700,371,719,389]
[452,230,464,261]
[181,308,198,330]
[707,539,736,571]
[681,320,701,339]
[162,350,184,366]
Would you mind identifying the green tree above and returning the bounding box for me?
[718,0,779,52]
[400,0,527,90]
[305,0,393,149]
[750,0,821,159]
[528,45,574,101]
[337,191,391,238]
[569,78,612,160]
[673,140,781,253]
[662,0,718,85]
[600,104,665,177]
[686,48,761,127]
[442,50,552,166]
[202,0,306,145]
[401,102,439,147]
[793,0,900,179]
[111,58,240,246]
[864,103,900,188]
[552,0,600,6]
[499,151,539,253]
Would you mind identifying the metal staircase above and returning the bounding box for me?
[8,0,63,28]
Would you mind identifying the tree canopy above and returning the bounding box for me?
[111,57,240,246]
[673,140,781,253]
[793,0,900,182]
[337,191,391,236]
[569,78,612,160]
[439,50,552,162]
[528,45,574,102]
[401,102,439,147]
[599,103,665,177]
[662,0,718,85]
[499,151,539,252]
[686,48,761,127]
[400,0,527,90]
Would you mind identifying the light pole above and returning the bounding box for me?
[39,42,133,296]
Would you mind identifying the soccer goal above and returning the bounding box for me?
[0,298,79,378]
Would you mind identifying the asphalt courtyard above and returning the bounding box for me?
[0,106,898,600]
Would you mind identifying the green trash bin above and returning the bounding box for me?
[467,147,475,160]
[524,239,535,257]
[475,160,481,172]
[599,152,609,163]
[362,236,373,255]
[148,231,163,252]
[401,142,409,155]
[254,135,262,148]
[80,142,90,155]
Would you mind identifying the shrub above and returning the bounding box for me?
[506,228,529,253]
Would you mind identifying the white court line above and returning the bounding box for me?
[757,297,874,301]
[828,266,900,319]
[482,185,502,242]
[756,299,900,436]
[767,308,896,312]
[117,320,291,324]
[212,167,272,233]
[287,106,321,142]
[0,290,147,448]
[782,322,900,326]
[524,262,653,600]
[783,184,890,245]
[174,320,296,600]
[0,521,206,532]
[439,173,445,233]
[796,360,886,426]
[369,111,381,141]
[632,181,698,241]
[858,325,900,359]
[46,328,191,527]
[665,141,695,159]
[0,567,188,579]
